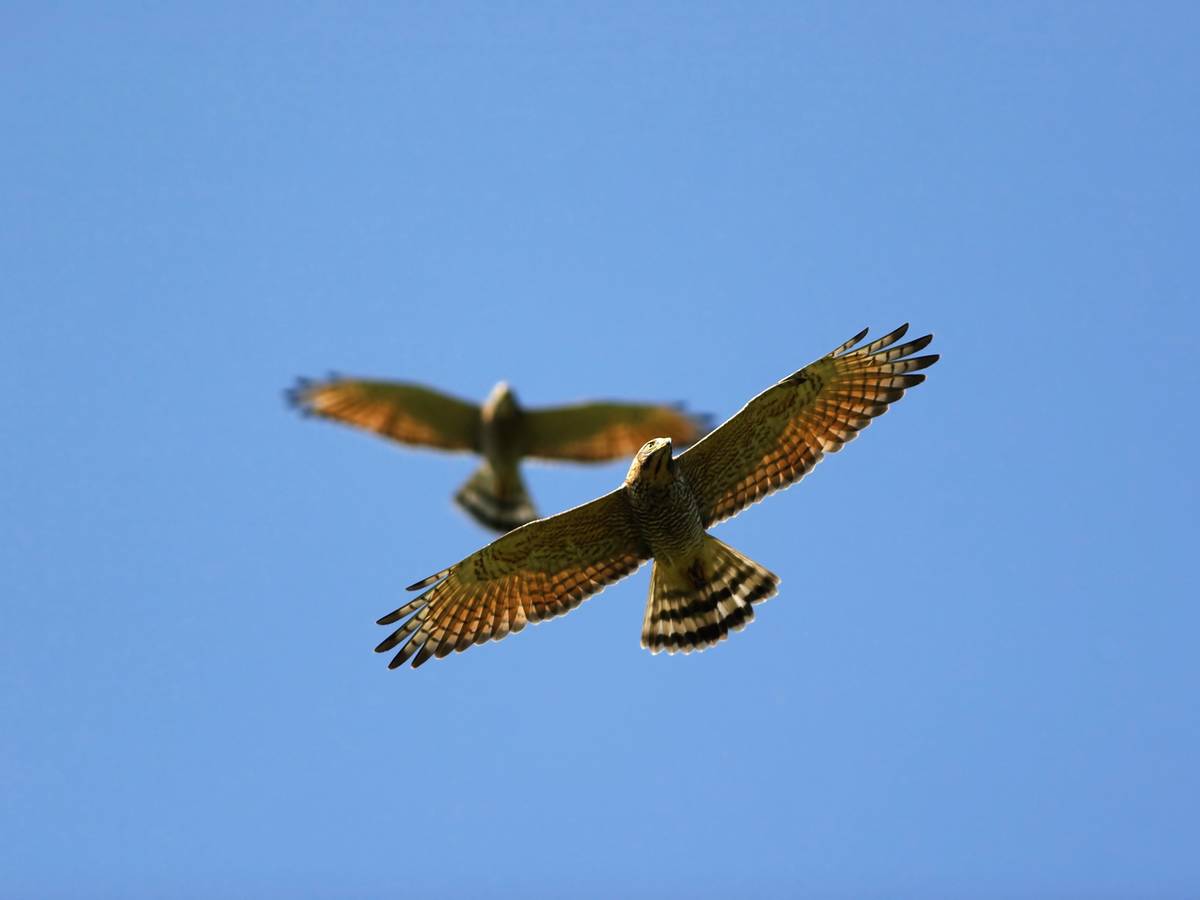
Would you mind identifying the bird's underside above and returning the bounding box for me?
[374,323,939,669]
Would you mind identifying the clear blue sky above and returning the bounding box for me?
[3,3,1197,896]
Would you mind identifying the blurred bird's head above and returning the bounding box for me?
[626,437,674,486]
[483,381,519,419]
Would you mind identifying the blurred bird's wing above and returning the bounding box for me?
[678,325,938,528]
[287,377,480,452]
[522,402,710,462]
[376,488,649,668]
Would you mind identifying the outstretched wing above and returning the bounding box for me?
[376,489,650,668]
[523,402,710,462]
[678,324,938,527]
[286,377,480,452]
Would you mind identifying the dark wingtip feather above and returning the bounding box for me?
[406,571,445,591]
[853,323,912,357]
[377,596,424,626]
[902,334,934,355]
[284,377,315,414]
[899,353,939,372]
[829,327,870,359]
[411,645,435,668]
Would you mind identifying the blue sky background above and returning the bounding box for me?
[3,3,1197,897]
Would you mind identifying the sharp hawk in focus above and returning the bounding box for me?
[373,324,939,668]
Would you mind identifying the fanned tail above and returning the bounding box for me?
[641,535,779,654]
[453,461,537,534]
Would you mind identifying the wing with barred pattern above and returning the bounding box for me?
[678,324,938,527]
[376,488,650,668]
[286,377,480,452]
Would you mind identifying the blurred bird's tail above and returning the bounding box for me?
[642,535,779,654]
[454,461,537,533]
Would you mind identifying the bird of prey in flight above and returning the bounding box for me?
[374,324,939,669]
[286,377,710,533]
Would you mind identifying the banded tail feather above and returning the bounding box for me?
[453,462,538,533]
[641,535,779,654]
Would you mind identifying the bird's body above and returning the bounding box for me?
[477,383,522,466]
[287,376,710,533]
[623,438,779,652]
[624,439,706,565]
[453,383,536,530]
[373,323,939,669]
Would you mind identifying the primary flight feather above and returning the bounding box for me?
[375,324,939,668]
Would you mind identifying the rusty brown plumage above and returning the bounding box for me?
[523,403,710,462]
[288,379,481,452]
[286,377,709,533]
[375,325,938,669]
[679,323,937,526]
[375,489,649,667]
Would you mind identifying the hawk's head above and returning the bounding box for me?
[483,381,519,419]
[626,437,675,486]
